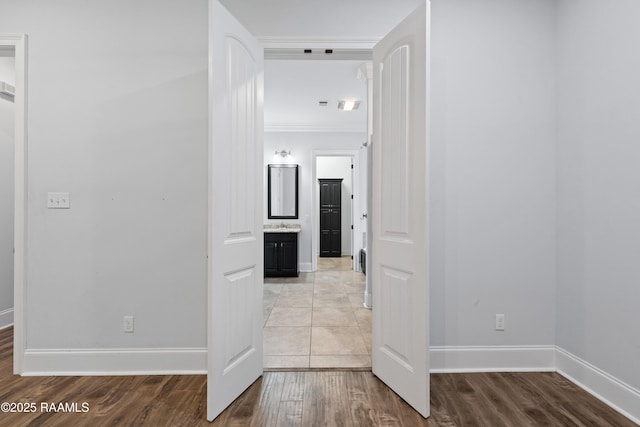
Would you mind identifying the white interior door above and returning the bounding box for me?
[371,2,430,418]
[207,0,264,421]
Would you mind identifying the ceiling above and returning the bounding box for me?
[219,0,423,39]
[219,0,423,133]
[265,60,367,132]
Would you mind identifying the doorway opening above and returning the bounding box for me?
[0,47,16,335]
[209,0,429,419]
[0,34,26,376]
[262,58,372,369]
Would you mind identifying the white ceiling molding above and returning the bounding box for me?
[265,123,366,133]
[258,36,380,50]
[357,63,374,83]
[260,37,378,60]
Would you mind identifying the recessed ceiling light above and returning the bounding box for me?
[338,100,360,111]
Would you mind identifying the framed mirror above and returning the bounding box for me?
[268,164,298,219]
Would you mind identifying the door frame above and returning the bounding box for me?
[311,150,361,272]
[0,34,28,375]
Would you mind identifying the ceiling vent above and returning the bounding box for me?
[318,101,329,107]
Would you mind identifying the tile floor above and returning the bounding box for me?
[263,256,371,369]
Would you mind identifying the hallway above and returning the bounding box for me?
[263,257,371,369]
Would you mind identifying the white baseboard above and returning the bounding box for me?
[0,308,13,330]
[22,347,207,376]
[556,346,640,425]
[299,262,313,273]
[363,291,372,308]
[430,345,556,373]
[15,343,639,425]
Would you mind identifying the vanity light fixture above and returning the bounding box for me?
[338,100,360,111]
[275,150,291,158]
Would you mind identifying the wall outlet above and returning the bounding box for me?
[123,315,134,333]
[495,314,505,331]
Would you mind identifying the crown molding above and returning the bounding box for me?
[265,123,366,133]
[260,37,378,60]
[258,36,380,50]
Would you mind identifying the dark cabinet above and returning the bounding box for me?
[264,232,299,277]
[319,179,343,257]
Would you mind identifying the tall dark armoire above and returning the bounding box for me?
[319,178,343,257]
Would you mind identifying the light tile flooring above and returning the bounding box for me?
[263,256,371,369]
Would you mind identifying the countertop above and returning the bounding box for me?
[264,224,301,233]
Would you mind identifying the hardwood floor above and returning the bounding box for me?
[0,327,635,426]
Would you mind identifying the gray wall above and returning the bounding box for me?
[0,53,15,322]
[430,0,557,347]
[264,132,365,271]
[2,2,637,406]
[0,0,209,349]
[556,0,640,390]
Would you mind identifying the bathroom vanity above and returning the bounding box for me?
[264,224,300,277]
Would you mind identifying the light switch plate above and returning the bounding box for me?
[47,192,70,209]
[495,314,505,331]
[123,315,134,333]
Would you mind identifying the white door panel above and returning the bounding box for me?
[208,0,264,421]
[372,2,430,418]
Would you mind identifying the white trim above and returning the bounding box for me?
[14,343,640,424]
[258,36,380,50]
[363,291,372,309]
[299,262,313,273]
[556,346,640,425]
[311,150,361,272]
[22,348,207,376]
[0,308,13,329]
[0,33,27,376]
[429,345,640,424]
[265,123,366,133]
[429,345,556,373]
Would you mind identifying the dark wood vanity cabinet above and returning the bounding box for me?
[264,233,299,277]
[319,179,343,257]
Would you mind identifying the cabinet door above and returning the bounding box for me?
[264,236,279,276]
[320,179,342,208]
[320,182,333,208]
[330,208,342,256]
[280,235,298,276]
[319,209,332,257]
[329,181,342,207]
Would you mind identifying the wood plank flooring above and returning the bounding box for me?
[0,327,636,426]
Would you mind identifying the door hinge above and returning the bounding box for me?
[351,164,354,169]
[351,225,354,229]
[351,195,354,199]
